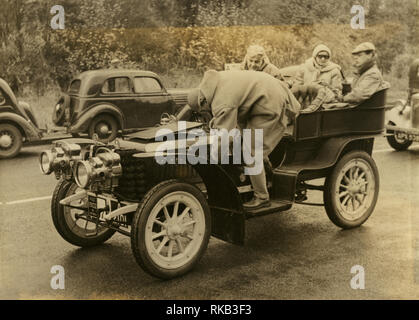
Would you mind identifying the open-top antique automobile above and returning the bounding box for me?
[52,69,191,142]
[385,86,419,152]
[385,58,419,150]
[0,78,43,158]
[40,88,387,279]
[385,93,419,150]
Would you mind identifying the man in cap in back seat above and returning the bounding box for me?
[343,42,390,104]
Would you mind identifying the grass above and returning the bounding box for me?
[18,89,61,132]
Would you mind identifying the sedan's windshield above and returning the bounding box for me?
[68,80,81,94]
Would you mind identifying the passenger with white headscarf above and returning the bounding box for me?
[242,45,284,81]
[293,44,343,111]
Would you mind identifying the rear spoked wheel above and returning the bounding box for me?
[324,151,379,229]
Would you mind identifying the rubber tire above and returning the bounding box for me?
[324,151,379,229]
[52,95,70,126]
[386,135,413,151]
[131,180,211,280]
[51,179,116,247]
[88,114,119,142]
[0,123,23,159]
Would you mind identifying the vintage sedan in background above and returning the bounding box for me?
[0,78,42,158]
[52,69,191,142]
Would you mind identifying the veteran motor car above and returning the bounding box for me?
[40,87,387,279]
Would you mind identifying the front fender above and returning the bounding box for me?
[132,149,246,245]
[193,163,246,246]
[0,112,42,141]
[385,104,411,129]
[70,104,125,133]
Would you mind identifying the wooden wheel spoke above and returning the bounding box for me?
[342,194,350,206]
[343,175,350,184]
[152,230,167,240]
[154,219,166,227]
[358,180,368,186]
[351,198,356,211]
[163,206,171,221]
[339,191,349,198]
[176,238,184,253]
[355,193,364,205]
[177,207,191,223]
[349,167,355,180]
[340,183,349,190]
[157,236,169,254]
[167,240,174,258]
[354,167,360,180]
[173,201,179,219]
[184,234,194,241]
[181,220,196,228]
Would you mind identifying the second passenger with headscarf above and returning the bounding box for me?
[292,44,343,111]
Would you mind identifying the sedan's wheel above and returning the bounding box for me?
[386,121,413,151]
[88,114,118,142]
[0,123,23,159]
[387,134,413,151]
[324,151,379,229]
[51,180,116,247]
[131,180,211,279]
[52,95,70,126]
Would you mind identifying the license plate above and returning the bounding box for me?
[396,133,419,142]
[88,195,97,210]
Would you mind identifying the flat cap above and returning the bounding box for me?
[352,42,376,54]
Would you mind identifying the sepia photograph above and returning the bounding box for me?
[0,0,418,303]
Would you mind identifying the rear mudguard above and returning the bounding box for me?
[69,104,125,133]
[273,135,375,202]
[0,112,42,141]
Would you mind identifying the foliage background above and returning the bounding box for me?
[0,0,418,127]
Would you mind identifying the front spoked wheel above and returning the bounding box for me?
[324,151,379,229]
[131,180,211,279]
[51,180,116,247]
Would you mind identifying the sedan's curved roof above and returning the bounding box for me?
[71,69,161,96]
[0,78,19,106]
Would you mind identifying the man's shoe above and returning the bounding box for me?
[243,197,271,210]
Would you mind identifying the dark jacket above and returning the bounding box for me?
[199,70,301,157]
[344,63,390,103]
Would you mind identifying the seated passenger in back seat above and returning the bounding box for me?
[343,42,390,104]
[292,44,343,112]
[241,45,285,81]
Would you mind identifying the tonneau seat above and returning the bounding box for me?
[290,89,388,141]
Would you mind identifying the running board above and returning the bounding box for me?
[245,200,293,219]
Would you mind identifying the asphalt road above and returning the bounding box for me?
[1,137,418,300]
